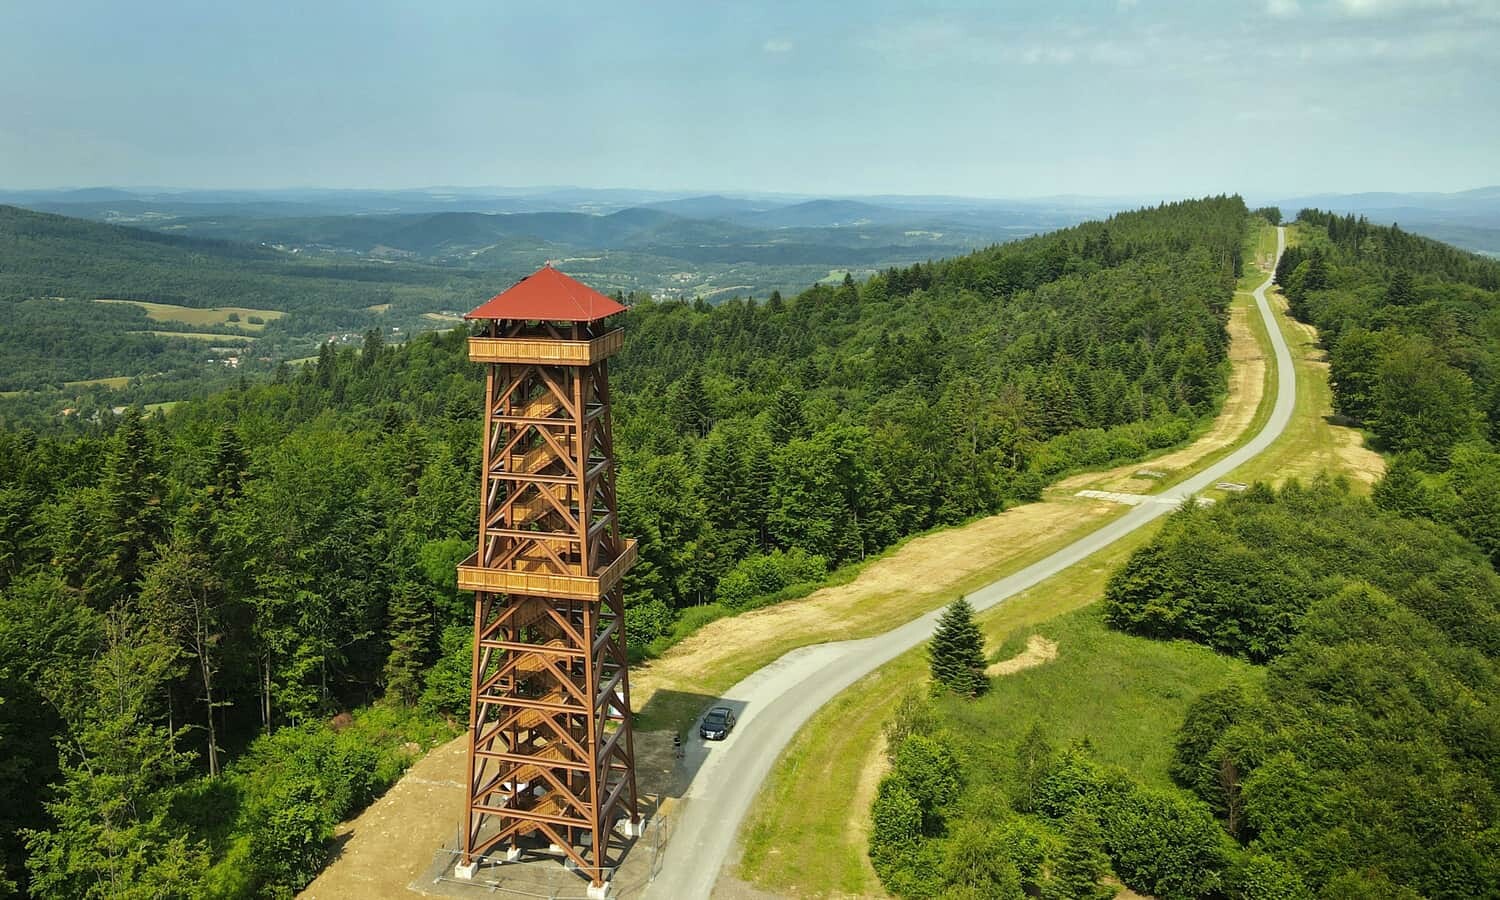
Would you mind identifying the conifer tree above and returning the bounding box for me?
[383,580,432,706]
[670,369,711,437]
[211,425,247,501]
[767,384,808,444]
[1386,269,1417,306]
[743,434,774,549]
[929,597,986,696]
[94,409,165,606]
[1372,452,1435,519]
[24,610,207,897]
[1302,249,1329,292]
[1043,807,1116,900]
[360,328,384,369]
[700,431,747,534]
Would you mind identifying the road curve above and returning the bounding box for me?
[644,227,1292,899]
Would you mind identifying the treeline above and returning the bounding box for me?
[1277,209,1500,467]
[614,196,1244,635]
[1103,481,1500,898]
[0,197,1244,897]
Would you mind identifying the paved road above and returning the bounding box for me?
[644,227,1292,900]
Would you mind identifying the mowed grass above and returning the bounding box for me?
[949,604,1261,793]
[739,524,1235,896]
[96,299,283,330]
[129,331,255,343]
[1214,227,1384,492]
[63,375,131,390]
[633,498,1130,732]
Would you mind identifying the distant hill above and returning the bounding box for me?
[1267,186,1500,256]
[639,194,779,219]
[736,198,907,228]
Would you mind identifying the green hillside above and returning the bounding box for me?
[0,196,1247,896]
[0,204,490,392]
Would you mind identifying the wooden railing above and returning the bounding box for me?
[468,328,624,366]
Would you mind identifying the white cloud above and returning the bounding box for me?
[762,38,794,54]
[1266,0,1302,17]
[1118,0,1140,10]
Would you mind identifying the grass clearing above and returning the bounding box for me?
[130,331,255,343]
[1215,235,1383,492]
[952,603,1261,793]
[632,496,1127,731]
[737,524,1201,896]
[62,375,131,390]
[96,298,283,330]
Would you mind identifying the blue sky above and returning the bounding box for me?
[2,0,1496,197]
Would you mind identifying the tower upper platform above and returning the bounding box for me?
[464,265,627,323]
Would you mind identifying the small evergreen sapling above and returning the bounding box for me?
[1043,806,1117,900]
[929,597,987,696]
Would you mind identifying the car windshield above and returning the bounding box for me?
[704,711,728,725]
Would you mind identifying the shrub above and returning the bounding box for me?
[624,597,674,646]
[1231,853,1311,900]
[419,625,472,719]
[1098,787,1228,900]
[1034,745,1104,818]
[893,734,963,833]
[714,548,828,607]
[247,777,335,897]
[884,689,937,762]
[939,820,1026,899]
[871,776,923,849]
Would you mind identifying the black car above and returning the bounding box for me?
[699,706,737,741]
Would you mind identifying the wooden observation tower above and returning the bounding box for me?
[454,266,640,893]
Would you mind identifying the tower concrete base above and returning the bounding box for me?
[587,881,612,899]
[453,860,479,880]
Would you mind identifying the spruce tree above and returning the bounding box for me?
[670,369,711,437]
[929,597,986,696]
[1043,806,1116,900]
[93,409,165,606]
[383,580,433,706]
[1302,248,1329,291]
[767,384,808,444]
[1386,269,1417,306]
[1372,452,1434,519]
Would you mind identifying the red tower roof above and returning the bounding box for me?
[464,266,628,323]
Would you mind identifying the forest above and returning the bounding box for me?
[0,196,1245,897]
[865,211,1500,900]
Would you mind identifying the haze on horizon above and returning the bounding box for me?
[3,0,1496,199]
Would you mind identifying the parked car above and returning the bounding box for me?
[699,706,737,741]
